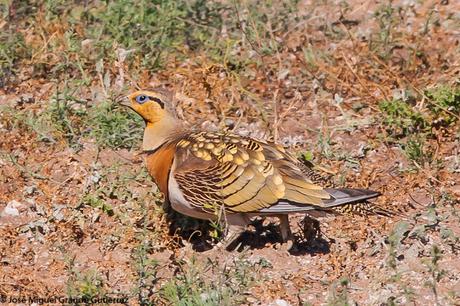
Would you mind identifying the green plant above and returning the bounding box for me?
[47,89,89,148]
[0,29,29,82]
[387,221,410,270]
[402,136,433,167]
[80,194,114,216]
[423,245,446,305]
[64,252,107,302]
[426,85,460,126]
[133,232,159,305]
[371,1,403,59]
[379,99,428,138]
[299,150,314,162]
[327,278,351,306]
[0,105,56,143]
[87,101,144,149]
[161,256,261,305]
[88,0,223,70]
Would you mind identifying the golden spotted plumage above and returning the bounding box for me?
[124,89,387,250]
[169,131,331,214]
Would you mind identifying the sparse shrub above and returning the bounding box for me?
[423,245,446,305]
[161,256,261,305]
[426,85,460,127]
[327,278,352,306]
[402,136,433,167]
[87,101,144,149]
[379,99,428,138]
[47,92,89,148]
[0,29,29,83]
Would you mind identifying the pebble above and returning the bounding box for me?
[1,200,23,217]
[271,299,290,306]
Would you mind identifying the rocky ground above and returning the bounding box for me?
[1,0,459,305]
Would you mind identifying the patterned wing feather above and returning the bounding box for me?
[172,132,330,214]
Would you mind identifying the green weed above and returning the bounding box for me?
[402,136,433,167]
[299,150,314,162]
[379,99,428,138]
[161,256,261,305]
[0,29,29,84]
[426,85,460,127]
[327,278,352,306]
[386,221,410,270]
[80,193,114,217]
[132,203,160,305]
[371,1,402,59]
[87,101,143,149]
[0,105,56,143]
[380,86,460,138]
[47,89,89,149]
[379,86,459,167]
[93,0,186,69]
[133,243,159,305]
[423,245,446,305]
[64,252,107,301]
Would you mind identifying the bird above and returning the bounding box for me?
[123,89,385,250]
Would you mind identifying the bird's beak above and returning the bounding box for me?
[116,94,132,109]
[120,100,132,108]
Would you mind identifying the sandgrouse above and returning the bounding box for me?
[124,89,383,250]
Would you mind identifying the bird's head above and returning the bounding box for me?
[125,89,175,125]
[124,89,181,151]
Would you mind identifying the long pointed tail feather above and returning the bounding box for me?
[323,188,381,207]
[259,188,391,216]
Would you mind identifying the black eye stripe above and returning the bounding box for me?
[149,96,164,109]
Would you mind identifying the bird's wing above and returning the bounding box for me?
[171,131,330,213]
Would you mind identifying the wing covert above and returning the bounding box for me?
[172,131,330,214]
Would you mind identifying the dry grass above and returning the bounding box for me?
[1,0,459,305]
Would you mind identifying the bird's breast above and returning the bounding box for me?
[145,144,176,197]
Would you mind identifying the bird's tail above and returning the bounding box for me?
[323,188,380,206]
[323,188,391,216]
[259,188,391,216]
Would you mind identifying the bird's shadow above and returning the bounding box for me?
[231,217,331,256]
[168,213,331,256]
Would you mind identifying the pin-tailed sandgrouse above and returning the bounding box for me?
[124,89,384,250]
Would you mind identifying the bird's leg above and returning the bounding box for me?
[302,214,321,241]
[217,213,250,251]
[278,214,295,251]
[219,225,246,251]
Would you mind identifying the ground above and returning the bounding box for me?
[0,0,459,305]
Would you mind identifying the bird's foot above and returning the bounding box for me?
[303,215,321,241]
[215,225,245,251]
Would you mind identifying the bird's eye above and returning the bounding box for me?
[135,95,149,103]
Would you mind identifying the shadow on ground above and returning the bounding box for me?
[168,214,332,255]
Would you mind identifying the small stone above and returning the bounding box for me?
[272,299,290,306]
[277,69,290,80]
[90,171,101,184]
[1,200,23,217]
[81,39,94,48]
[24,185,37,195]
[246,297,258,304]
[52,204,66,221]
